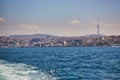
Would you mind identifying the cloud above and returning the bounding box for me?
[104,23,120,28]
[0,23,45,35]
[19,24,39,29]
[0,17,5,22]
[18,24,42,33]
[70,19,80,24]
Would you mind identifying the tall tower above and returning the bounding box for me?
[97,19,100,35]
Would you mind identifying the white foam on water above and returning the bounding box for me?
[0,60,56,80]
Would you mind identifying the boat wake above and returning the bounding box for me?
[0,60,56,80]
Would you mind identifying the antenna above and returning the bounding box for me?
[97,19,99,35]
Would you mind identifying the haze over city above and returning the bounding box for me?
[0,0,120,36]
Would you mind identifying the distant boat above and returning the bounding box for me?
[112,45,120,47]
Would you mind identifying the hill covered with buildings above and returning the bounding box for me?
[0,34,120,48]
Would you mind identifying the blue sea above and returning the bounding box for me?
[0,47,120,80]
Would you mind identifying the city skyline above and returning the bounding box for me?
[0,0,120,36]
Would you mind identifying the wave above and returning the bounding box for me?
[0,60,56,80]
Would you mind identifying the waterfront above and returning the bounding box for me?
[0,47,120,80]
[0,35,120,47]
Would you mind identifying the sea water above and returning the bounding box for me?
[0,47,120,80]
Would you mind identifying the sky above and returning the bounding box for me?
[0,0,120,36]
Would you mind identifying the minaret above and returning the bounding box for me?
[97,19,99,35]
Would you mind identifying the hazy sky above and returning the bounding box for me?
[0,0,120,36]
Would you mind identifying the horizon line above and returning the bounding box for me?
[1,33,120,37]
